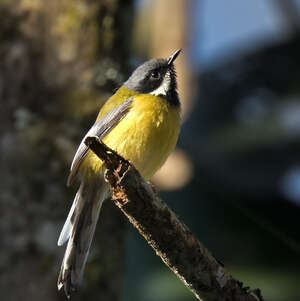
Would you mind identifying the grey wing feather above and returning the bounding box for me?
[66,97,133,186]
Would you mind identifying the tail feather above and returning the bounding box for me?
[57,179,108,298]
[57,191,79,247]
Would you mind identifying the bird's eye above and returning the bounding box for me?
[150,70,161,80]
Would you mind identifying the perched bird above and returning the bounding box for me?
[57,49,182,297]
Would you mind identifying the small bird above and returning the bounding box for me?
[57,49,182,297]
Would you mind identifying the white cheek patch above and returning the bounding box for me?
[150,71,171,96]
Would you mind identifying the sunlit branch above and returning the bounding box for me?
[84,136,263,301]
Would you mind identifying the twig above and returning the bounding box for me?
[84,136,263,301]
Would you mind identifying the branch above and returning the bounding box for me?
[84,136,264,301]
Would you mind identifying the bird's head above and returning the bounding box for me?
[124,49,181,106]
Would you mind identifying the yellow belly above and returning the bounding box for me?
[81,92,180,180]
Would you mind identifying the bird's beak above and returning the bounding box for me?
[167,49,182,66]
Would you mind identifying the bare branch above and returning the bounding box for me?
[84,136,263,301]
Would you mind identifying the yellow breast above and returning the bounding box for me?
[81,88,181,180]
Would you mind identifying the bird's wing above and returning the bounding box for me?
[66,97,133,186]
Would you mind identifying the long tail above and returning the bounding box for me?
[57,179,108,298]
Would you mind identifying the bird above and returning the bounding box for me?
[57,49,182,298]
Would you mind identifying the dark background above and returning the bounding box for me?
[1,1,300,301]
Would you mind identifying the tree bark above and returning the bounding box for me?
[85,136,264,301]
[0,1,134,300]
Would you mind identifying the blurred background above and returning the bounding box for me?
[1,0,300,300]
